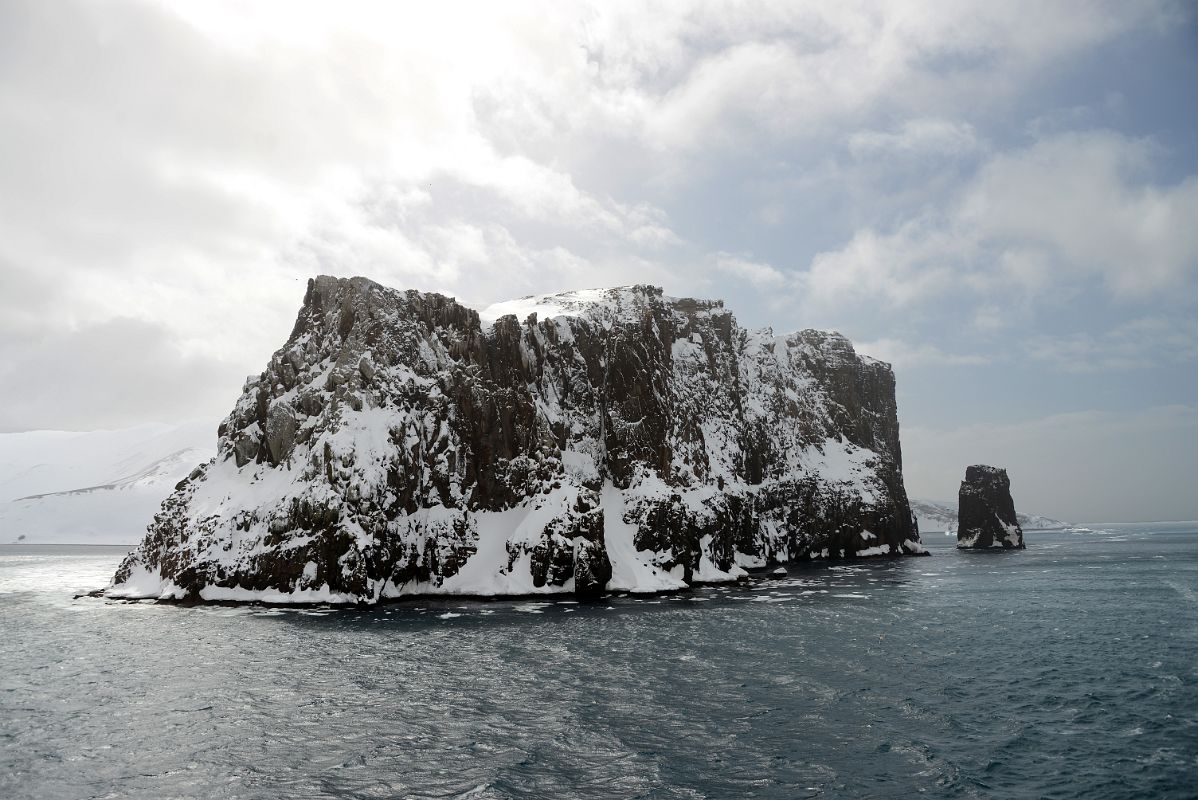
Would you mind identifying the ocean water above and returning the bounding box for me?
[1,524,1195,799]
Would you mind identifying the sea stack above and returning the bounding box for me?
[106,277,924,604]
[956,465,1024,550]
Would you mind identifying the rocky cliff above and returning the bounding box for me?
[956,465,1025,549]
[107,277,923,603]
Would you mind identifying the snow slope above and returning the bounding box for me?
[0,422,214,544]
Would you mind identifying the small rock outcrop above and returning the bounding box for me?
[107,277,925,604]
[956,465,1024,549]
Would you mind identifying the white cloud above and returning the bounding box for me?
[796,131,1198,316]
[635,1,1175,156]
[714,253,787,288]
[0,0,703,384]
[848,119,981,160]
[961,132,1198,296]
[797,218,963,309]
[0,0,1188,431]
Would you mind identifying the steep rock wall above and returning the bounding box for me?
[108,277,922,603]
[957,465,1025,549]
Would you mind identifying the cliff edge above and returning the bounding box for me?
[108,277,923,603]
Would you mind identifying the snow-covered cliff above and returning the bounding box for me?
[108,277,923,603]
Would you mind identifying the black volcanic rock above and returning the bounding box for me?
[956,465,1024,549]
[108,277,924,603]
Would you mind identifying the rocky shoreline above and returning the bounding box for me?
[106,277,924,604]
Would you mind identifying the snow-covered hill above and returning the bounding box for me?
[0,423,214,544]
[909,499,959,533]
[911,497,1071,533]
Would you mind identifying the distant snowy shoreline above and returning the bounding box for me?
[910,497,1072,533]
[0,422,215,545]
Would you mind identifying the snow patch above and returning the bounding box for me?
[603,481,687,593]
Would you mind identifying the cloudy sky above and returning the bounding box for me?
[2,0,1196,521]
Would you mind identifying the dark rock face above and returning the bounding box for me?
[956,465,1025,549]
[109,277,924,604]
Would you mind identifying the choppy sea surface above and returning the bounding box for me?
[1,523,1196,799]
